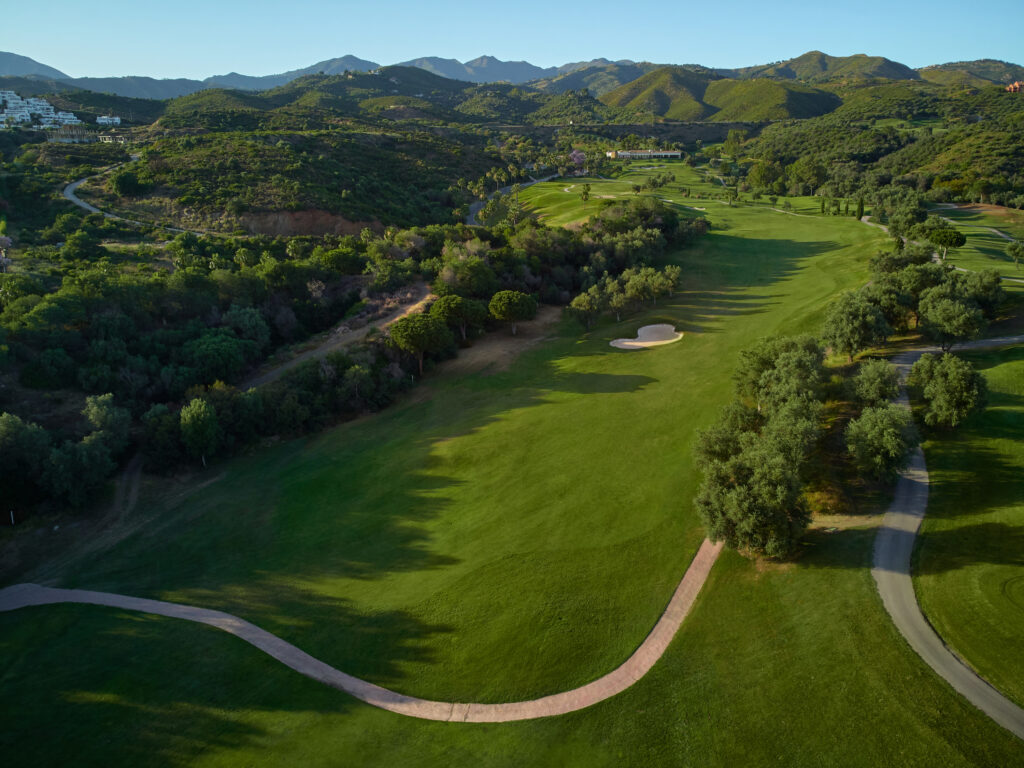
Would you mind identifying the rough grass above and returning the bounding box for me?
[3,199,1022,766]
[914,343,1024,709]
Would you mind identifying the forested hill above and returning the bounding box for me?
[600,66,840,122]
[729,51,920,82]
[153,67,627,130]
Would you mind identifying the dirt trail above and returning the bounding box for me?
[243,283,433,389]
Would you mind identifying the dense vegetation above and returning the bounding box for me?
[0,192,705,512]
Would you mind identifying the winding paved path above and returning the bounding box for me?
[0,540,722,722]
[873,334,1024,740]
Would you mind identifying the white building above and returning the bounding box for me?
[606,149,682,160]
[0,90,81,127]
[97,115,121,126]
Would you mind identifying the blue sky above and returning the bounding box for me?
[9,0,1021,79]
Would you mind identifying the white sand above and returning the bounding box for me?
[610,324,683,350]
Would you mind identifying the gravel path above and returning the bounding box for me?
[873,334,1024,741]
[0,539,723,722]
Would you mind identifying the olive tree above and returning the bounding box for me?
[845,404,919,482]
[853,359,900,406]
[908,353,987,428]
[821,291,891,362]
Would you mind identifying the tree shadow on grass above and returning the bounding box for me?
[912,522,1024,576]
[0,594,446,768]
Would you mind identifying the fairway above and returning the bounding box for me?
[3,198,1023,766]
[914,344,1024,709]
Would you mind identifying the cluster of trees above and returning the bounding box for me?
[695,336,826,558]
[142,335,418,471]
[822,244,1003,360]
[1,395,131,510]
[843,360,919,482]
[569,265,682,328]
[631,172,676,195]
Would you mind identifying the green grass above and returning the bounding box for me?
[927,206,1024,280]
[2,198,1022,766]
[914,344,1024,709]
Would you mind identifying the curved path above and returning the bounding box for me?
[63,159,215,236]
[873,334,1024,740]
[0,539,722,722]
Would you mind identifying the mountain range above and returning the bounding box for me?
[2,49,1023,102]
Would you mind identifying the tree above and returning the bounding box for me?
[0,412,51,507]
[579,183,591,206]
[388,313,453,375]
[918,288,985,351]
[488,290,537,335]
[908,353,987,428]
[853,359,900,406]
[61,231,106,262]
[1008,240,1024,271]
[856,197,865,219]
[733,335,824,415]
[109,169,145,197]
[180,398,218,467]
[930,228,966,261]
[45,433,115,508]
[569,285,604,330]
[695,435,809,559]
[821,291,891,362]
[222,305,271,350]
[83,393,131,456]
[845,404,919,482]
[428,295,488,342]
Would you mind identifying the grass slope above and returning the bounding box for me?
[914,344,1024,709]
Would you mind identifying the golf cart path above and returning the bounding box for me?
[933,203,1016,242]
[858,216,1024,284]
[873,333,1024,740]
[0,539,723,723]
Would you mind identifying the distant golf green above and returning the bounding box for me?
[915,344,1024,709]
[2,191,1021,766]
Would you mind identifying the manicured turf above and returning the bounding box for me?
[924,205,1023,281]
[914,344,1024,709]
[3,195,1022,765]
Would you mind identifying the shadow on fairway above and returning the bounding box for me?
[912,522,1024,576]
[0,595,437,768]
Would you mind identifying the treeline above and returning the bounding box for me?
[822,243,1003,359]
[696,248,1001,559]
[569,265,683,328]
[695,336,826,558]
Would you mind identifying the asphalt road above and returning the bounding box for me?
[873,336,1024,741]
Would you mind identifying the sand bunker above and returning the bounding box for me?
[610,324,683,350]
